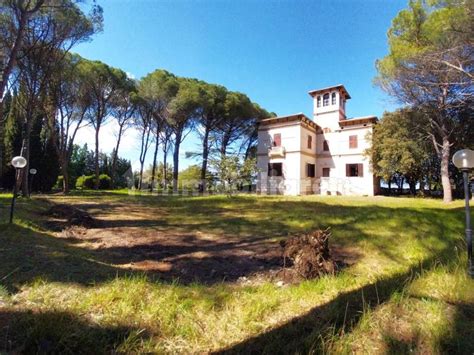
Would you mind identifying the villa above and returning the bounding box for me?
[256,84,380,196]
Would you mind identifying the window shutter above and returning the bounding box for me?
[358,164,364,177]
[274,133,281,147]
[349,135,358,149]
[346,164,350,177]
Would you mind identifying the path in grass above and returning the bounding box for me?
[0,192,473,353]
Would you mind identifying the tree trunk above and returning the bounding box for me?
[94,125,100,190]
[150,136,159,192]
[200,128,210,192]
[163,142,168,190]
[172,130,182,192]
[220,130,231,157]
[419,179,425,196]
[398,177,404,195]
[138,124,151,191]
[440,135,452,203]
[61,158,70,194]
[21,121,30,197]
[110,124,124,189]
[138,161,145,190]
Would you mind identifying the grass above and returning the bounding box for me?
[0,192,473,353]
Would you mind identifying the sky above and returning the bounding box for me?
[73,0,406,171]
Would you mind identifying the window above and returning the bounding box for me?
[349,135,358,149]
[268,163,283,177]
[323,140,329,151]
[323,127,331,133]
[307,164,315,178]
[322,168,330,177]
[317,96,321,107]
[273,133,281,147]
[331,92,336,105]
[307,135,312,149]
[323,93,329,106]
[346,164,364,177]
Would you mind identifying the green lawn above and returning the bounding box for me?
[0,192,473,353]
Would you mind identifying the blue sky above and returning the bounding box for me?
[74,0,406,170]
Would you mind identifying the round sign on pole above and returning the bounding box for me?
[29,168,37,175]
[11,156,27,169]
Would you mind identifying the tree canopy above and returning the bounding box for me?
[375,0,474,202]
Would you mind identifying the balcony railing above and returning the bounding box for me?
[268,146,286,158]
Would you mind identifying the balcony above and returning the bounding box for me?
[268,146,286,158]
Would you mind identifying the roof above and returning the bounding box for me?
[258,113,318,129]
[339,115,377,127]
[308,84,351,99]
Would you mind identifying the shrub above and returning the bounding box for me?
[75,175,93,189]
[75,174,112,190]
[98,174,111,189]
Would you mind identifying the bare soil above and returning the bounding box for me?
[41,201,353,285]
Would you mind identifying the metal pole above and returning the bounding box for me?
[463,170,473,277]
[9,168,19,224]
[29,173,34,197]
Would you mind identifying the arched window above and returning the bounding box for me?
[323,93,329,106]
[317,96,321,107]
[331,92,336,105]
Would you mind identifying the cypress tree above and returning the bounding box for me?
[0,91,13,186]
[2,91,23,189]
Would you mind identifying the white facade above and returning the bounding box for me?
[257,85,380,196]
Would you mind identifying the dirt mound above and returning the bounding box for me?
[279,228,337,282]
[44,204,96,229]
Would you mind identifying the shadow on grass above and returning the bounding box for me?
[0,196,465,288]
[0,195,471,353]
[0,309,151,353]
[215,257,473,354]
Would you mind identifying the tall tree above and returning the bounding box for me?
[138,69,179,191]
[7,0,101,196]
[134,96,153,190]
[196,82,227,191]
[48,54,90,193]
[375,0,474,202]
[79,60,129,189]
[167,78,200,192]
[109,76,136,188]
